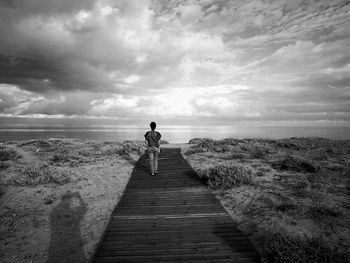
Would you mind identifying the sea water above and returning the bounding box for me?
[1,122,349,143]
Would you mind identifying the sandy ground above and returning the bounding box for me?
[0,139,143,263]
[1,139,349,262]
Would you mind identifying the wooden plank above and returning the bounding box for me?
[92,148,260,263]
[98,240,250,250]
[94,251,259,262]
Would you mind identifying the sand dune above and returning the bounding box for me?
[0,137,349,262]
[180,137,350,262]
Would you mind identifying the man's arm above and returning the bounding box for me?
[144,132,149,144]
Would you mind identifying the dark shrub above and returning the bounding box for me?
[2,164,73,186]
[206,164,255,189]
[50,152,88,166]
[0,147,21,161]
[188,138,214,144]
[119,142,145,155]
[263,233,348,263]
[187,138,235,153]
[272,155,318,173]
[307,204,343,220]
[249,145,271,158]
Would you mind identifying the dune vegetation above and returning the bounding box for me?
[0,138,146,263]
[1,137,348,262]
[183,137,350,263]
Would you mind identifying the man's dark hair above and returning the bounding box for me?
[150,122,156,130]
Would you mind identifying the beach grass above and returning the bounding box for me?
[183,137,350,262]
[6,164,74,186]
[205,164,256,189]
[1,137,349,262]
[0,146,21,162]
[263,232,348,263]
[0,138,146,262]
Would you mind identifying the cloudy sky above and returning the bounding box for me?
[0,0,349,125]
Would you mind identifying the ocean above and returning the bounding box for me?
[1,122,350,143]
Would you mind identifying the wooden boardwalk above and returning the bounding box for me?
[93,148,260,262]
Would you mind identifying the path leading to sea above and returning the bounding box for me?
[93,148,260,262]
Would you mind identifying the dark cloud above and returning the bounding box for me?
[0,0,349,123]
[0,55,117,93]
[0,0,96,16]
[21,91,103,116]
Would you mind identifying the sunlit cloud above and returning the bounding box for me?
[0,0,349,124]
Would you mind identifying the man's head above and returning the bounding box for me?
[150,122,156,130]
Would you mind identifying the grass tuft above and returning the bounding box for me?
[0,146,21,161]
[206,164,255,189]
[187,138,234,153]
[263,232,348,263]
[272,155,319,173]
[4,164,74,186]
[50,152,89,166]
[0,161,11,169]
[119,142,145,155]
[307,204,344,220]
[43,193,57,205]
[188,138,214,144]
[103,141,145,156]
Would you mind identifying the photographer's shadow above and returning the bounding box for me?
[47,191,87,263]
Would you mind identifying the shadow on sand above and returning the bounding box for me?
[47,191,87,263]
[120,153,137,165]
